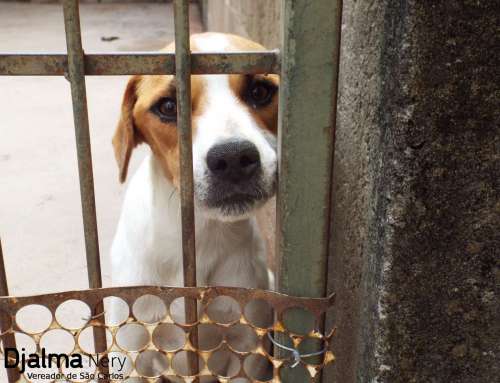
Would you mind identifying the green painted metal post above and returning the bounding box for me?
[277,0,342,380]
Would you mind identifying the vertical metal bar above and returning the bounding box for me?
[173,0,199,377]
[276,0,342,381]
[174,0,197,292]
[62,0,102,293]
[0,238,20,382]
[61,1,108,381]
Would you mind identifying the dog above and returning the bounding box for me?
[110,33,278,380]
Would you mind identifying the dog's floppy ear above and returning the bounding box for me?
[113,76,141,183]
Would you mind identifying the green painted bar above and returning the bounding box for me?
[0,51,280,76]
[61,1,108,381]
[276,0,342,381]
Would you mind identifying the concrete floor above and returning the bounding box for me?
[0,3,202,295]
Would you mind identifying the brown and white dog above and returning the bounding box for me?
[110,33,278,378]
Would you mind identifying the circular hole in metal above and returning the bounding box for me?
[55,299,91,330]
[152,323,186,352]
[170,297,201,325]
[16,304,52,334]
[78,326,113,354]
[279,363,310,381]
[13,332,37,355]
[195,323,223,351]
[243,354,273,382]
[133,294,167,324]
[116,323,149,352]
[208,348,241,378]
[206,296,241,324]
[135,350,169,378]
[282,306,316,335]
[108,351,134,378]
[61,358,97,383]
[243,299,273,329]
[103,296,130,326]
[297,337,327,365]
[226,324,259,353]
[171,350,204,376]
[40,328,75,355]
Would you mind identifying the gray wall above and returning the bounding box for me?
[202,1,499,382]
[200,0,281,48]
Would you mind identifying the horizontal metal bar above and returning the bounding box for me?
[0,51,280,76]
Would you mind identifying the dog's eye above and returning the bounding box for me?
[247,81,276,108]
[153,97,177,122]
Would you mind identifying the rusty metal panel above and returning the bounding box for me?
[276,0,342,380]
[0,286,335,382]
[0,51,280,76]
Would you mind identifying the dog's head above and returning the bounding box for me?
[113,33,278,221]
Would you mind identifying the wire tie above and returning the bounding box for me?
[267,332,326,368]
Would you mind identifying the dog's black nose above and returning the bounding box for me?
[207,140,261,183]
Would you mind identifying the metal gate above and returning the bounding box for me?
[0,0,342,381]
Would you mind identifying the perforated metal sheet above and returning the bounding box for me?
[0,286,335,382]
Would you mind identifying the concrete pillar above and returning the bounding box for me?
[200,0,280,48]
[327,1,498,382]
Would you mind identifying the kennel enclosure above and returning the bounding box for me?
[0,0,342,382]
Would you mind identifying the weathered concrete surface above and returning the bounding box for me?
[327,1,499,382]
[201,0,281,48]
[373,1,499,381]
[323,0,386,381]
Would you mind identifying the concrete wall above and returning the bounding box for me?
[202,1,499,382]
[200,0,281,48]
[328,1,499,382]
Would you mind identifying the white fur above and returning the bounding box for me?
[111,154,270,292]
[192,74,277,221]
[110,33,275,379]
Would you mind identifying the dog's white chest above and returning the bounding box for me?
[110,155,269,291]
